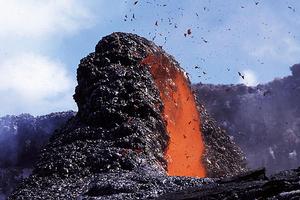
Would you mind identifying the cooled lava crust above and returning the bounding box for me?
[9,32,246,199]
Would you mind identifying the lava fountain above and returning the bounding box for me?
[142,53,206,177]
[9,32,246,200]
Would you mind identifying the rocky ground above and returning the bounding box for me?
[160,167,300,199]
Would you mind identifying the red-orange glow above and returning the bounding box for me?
[141,54,206,177]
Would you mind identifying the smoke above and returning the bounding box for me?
[194,64,300,174]
[0,111,75,198]
[0,111,75,168]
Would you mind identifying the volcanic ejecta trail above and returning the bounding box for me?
[141,53,206,177]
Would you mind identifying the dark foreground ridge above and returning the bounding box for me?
[9,32,248,199]
[160,167,300,199]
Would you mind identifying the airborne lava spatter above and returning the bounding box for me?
[142,53,206,177]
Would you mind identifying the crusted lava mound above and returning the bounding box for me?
[9,32,245,199]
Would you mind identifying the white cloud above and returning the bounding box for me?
[0,53,76,115]
[0,0,98,115]
[0,0,93,38]
[238,69,258,86]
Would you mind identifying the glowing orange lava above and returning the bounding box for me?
[141,53,206,177]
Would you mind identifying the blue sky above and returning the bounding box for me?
[0,0,300,116]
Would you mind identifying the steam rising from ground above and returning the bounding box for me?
[194,64,300,174]
[0,111,75,198]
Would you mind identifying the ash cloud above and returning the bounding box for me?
[194,64,300,174]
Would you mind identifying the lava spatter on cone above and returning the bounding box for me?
[9,32,246,200]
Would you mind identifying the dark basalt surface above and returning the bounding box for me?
[10,32,245,199]
[159,167,300,199]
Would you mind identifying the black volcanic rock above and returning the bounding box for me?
[194,64,300,174]
[159,167,300,199]
[9,32,245,199]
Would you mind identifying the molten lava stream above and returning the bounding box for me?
[141,54,206,177]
